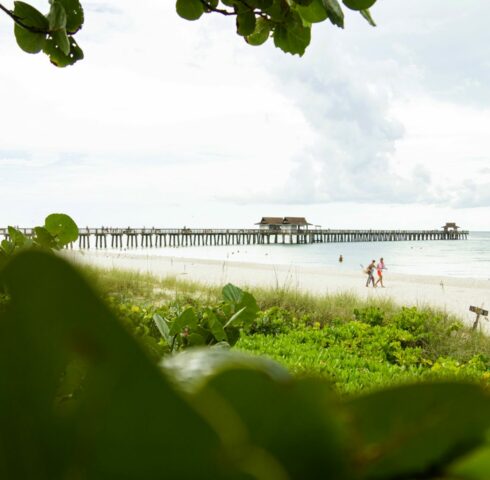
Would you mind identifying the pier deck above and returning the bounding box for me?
[0,227,469,249]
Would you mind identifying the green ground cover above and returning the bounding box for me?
[84,265,490,395]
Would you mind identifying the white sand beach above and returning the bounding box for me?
[65,250,490,332]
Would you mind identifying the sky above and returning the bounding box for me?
[1,0,489,230]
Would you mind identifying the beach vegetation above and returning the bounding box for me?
[2,248,490,479]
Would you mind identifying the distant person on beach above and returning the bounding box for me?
[375,257,386,287]
[365,260,376,287]
[339,254,343,263]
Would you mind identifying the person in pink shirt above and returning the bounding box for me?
[375,257,386,287]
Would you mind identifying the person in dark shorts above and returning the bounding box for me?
[365,259,376,287]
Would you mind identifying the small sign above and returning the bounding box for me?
[469,306,489,316]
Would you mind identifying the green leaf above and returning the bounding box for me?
[176,0,205,21]
[297,0,328,23]
[44,213,78,245]
[346,382,490,479]
[263,0,290,22]
[13,1,49,54]
[236,10,256,36]
[246,17,271,46]
[169,307,198,336]
[188,333,205,346]
[152,313,172,345]
[222,283,243,303]
[55,0,84,33]
[449,445,490,479]
[43,34,83,67]
[273,11,311,56]
[342,0,376,11]
[224,306,247,328]
[0,251,233,479]
[33,226,58,249]
[52,28,70,55]
[47,0,67,31]
[323,0,344,27]
[248,0,273,8]
[7,227,27,248]
[161,348,291,394]
[360,8,376,26]
[0,240,15,256]
[197,368,351,479]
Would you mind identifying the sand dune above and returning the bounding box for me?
[65,250,490,332]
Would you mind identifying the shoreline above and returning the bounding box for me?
[64,250,490,331]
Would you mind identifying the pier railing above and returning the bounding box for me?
[0,227,469,249]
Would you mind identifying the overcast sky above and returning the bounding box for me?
[1,0,489,230]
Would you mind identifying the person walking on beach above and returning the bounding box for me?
[365,260,376,287]
[375,257,386,287]
[339,254,343,263]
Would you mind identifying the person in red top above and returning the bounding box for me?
[375,257,386,287]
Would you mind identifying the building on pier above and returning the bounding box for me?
[256,217,312,232]
[442,222,460,232]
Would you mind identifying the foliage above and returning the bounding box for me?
[0,0,378,66]
[1,0,84,66]
[110,283,259,356]
[176,0,379,56]
[2,249,490,479]
[0,213,78,270]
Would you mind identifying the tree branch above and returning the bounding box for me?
[200,0,236,16]
[0,3,49,34]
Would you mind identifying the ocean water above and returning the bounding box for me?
[96,231,490,280]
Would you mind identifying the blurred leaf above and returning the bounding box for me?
[222,283,243,303]
[224,306,247,328]
[346,382,490,479]
[161,347,291,394]
[0,251,236,479]
[449,445,490,479]
[1,240,15,256]
[44,213,79,245]
[176,0,204,21]
[197,366,352,479]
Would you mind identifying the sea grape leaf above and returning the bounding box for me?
[47,0,67,31]
[346,382,490,479]
[44,213,79,245]
[176,0,204,21]
[7,226,27,247]
[33,226,58,249]
[236,10,256,36]
[13,1,49,53]
[273,11,311,56]
[342,0,376,11]
[297,0,328,23]
[0,251,236,479]
[55,0,84,33]
[360,8,376,26]
[43,33,83,66]
[246,17,271,46]
[323,0,344,27]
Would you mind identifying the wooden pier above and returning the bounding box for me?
[0,227,469,249]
